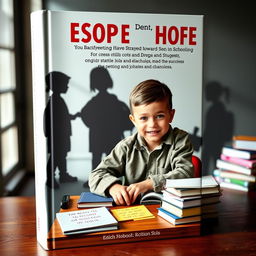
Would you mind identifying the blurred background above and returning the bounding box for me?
[0,0,255,196]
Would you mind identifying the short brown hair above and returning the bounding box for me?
[129,79,173,112]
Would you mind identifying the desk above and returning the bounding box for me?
[0,189,256,256]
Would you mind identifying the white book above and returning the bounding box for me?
[56,207,118,235]
[216,159,256,175]
[158,208,201,225]
[165,175,219,189]
[222,147,256,160]
[220,182,249,192]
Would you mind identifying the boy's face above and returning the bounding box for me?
[129,99,175,151]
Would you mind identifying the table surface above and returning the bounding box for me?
[0,188,256,256]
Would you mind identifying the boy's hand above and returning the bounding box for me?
[108,183,131,206]
[127,179,153,204]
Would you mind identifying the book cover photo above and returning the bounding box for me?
[31,10,203,250]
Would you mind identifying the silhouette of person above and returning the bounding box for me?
[202,81,234,174]
[80,67,133,172]
[189,126,202,152]
[44,71,78,189]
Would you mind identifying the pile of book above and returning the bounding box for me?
[214,135,256,192]
[158,176,221,225]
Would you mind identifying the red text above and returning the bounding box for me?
[70,23,130,44]
[155,26,197,45]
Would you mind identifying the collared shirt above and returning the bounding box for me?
[89,126,194,196]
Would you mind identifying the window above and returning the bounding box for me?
[0,0,20,195]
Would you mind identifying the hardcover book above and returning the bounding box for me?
[161,201,201,217]
[77,192,113,208]
[165,175,219,189]
[222,146,256,160]
[233,135,256,151]
[31,10,203,250]
[56,207,118,235]
[220,154,256,169]
[216,159,256,176]
[158,207,201,225]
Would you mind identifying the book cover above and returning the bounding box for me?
[56,207,118,235]
[214,169,256,182]
[165,186,220,197]
[77,192,113,208]
[161,201,201,217]
[140,192,163,205]
[165,175,219,189]
[219,181,250,192]
[158,208,201,225]
[220,154,256,169]
[233,135,256,151]
[216,159,256,175]
[162,192,220,208]
[31,10,203,250]
[222,146,256,160]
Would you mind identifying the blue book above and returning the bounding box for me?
[77,192,113,208]
[157,208,201,225]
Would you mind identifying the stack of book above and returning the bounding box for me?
[214,136,256,192]
[158,176,221,225]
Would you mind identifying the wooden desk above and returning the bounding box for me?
[48,196,200,249]
[0,189,256,256]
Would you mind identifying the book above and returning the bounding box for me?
[158,208,201,225]
[31,10,203,250]
[161,201,201,217]
[164,186,220,197]
[139,192,163,205]
[220,154,256,169]
[222,146,256,160]
[217,170,256,182]
[216,159,256,175]
[233,135,256,151]
[222,178,255,189]
[213,169,256,192]
[165,175,219,189]
[219,181,251,192]
[77,192,113,208]
[56,207,118,235]
[162,191,220,208]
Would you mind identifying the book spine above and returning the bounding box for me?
[223,178,249,187]
[31,10,52,250]
[219,181,249,192]
[222,147,251,159]
[233,135,256,141]
[216,159,254,175]
[233,140,256,151]
[220,154,256,168]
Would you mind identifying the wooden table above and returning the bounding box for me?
[0,189,256,256]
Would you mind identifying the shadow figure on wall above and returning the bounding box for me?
[202,81,234,174]
[80,67,133,171]
[44,71,78,189]
[189,126,202,152]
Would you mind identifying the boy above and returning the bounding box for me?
[89,79,194,205]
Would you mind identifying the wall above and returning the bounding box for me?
[44,0,256,174]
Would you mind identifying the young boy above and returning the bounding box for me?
[89,79,194,205]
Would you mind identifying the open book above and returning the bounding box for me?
[139,192,163,205]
